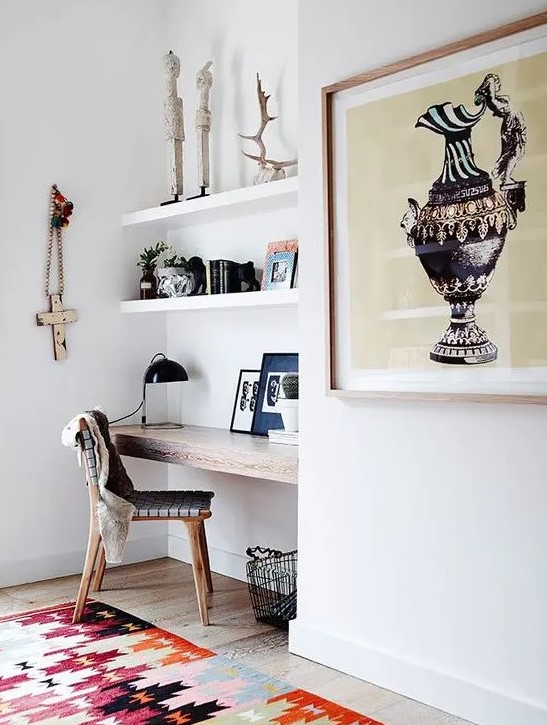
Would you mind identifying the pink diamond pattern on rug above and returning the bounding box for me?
[0,601,384,725]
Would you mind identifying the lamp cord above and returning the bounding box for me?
[109,399,144,425]
[108,353,166,425]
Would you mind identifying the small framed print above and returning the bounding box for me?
[264,251,297,290]
[230,369,261,434]
[251,353,299,436]
[262,239,299,290]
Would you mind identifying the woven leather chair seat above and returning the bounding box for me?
[126,490,214,518]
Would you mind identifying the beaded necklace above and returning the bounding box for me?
[36,185,78,360]
[45,184,73,296]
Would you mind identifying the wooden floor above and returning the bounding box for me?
[0,558,473,725]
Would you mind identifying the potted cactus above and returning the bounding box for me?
[277,372,299,432]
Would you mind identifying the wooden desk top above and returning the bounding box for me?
[112,424,298,485]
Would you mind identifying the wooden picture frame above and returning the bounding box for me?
[323,12,547,404]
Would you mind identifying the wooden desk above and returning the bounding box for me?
[112,425,298,485]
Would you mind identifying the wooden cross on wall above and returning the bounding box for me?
[36,294,78,361]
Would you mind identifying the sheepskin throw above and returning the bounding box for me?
[62,408,135,564]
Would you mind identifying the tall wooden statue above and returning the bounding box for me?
[189,61,213,199]
[162,50,184,205]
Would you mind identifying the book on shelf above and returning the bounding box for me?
[206,259,239,294]
[268,429,299,446]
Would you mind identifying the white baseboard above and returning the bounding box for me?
[168,533,247,582]
[289,622,547,725]
[0,536,168,589]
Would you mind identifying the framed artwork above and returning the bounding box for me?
[230,369,260,434]
[251,353,299,435]
[262,239,298,290]
[324,12,547,403]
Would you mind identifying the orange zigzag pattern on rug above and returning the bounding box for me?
[268,689,383,725]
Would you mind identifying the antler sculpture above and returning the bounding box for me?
[239,74,297,184]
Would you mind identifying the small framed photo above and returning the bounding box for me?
[251,353,299,436]
[262,239,299,290]
[230,369,261,433]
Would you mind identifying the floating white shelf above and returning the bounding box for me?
[122,176,298,231]
[120,288,299,313]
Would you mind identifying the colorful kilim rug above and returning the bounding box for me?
[0,601,383,724]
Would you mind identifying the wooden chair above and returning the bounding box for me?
[73,418,214,625]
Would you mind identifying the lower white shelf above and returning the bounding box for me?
[120,288,299,313]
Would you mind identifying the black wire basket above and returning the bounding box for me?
[246,547,297,630]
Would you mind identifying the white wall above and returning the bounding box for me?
[164,0,299,581]
[165,0,298,195]
[291,3,547,725]
[166,211,299,580]
[0,0,170,587]
[0,0,299,588]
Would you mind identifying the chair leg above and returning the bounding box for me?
[199,520,213,594]
[92,541,107,592]
[73,525,101,624]
[185,520,209,625]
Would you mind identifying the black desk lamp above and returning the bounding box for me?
[141,353,188,429]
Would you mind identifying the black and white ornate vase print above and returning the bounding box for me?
[400,73,527,365]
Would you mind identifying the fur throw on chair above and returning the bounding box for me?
[62,408,135,564]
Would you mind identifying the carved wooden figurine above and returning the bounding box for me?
[239,74,297,184]
[162,50,184,204]
[194,61,213,197]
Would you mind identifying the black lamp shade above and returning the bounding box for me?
[141,354,188,429]
[144,357,188,385]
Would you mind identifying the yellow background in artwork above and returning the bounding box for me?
[346,51,547,369]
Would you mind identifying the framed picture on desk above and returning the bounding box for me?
[251,353,299,435]
[230,369,260,433]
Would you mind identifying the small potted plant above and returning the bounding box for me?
[137,241,169,299]
[157,253,190,298]
[276,372,299,432]
[158,254,207,297]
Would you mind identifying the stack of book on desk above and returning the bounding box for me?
[268,429,299,446]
